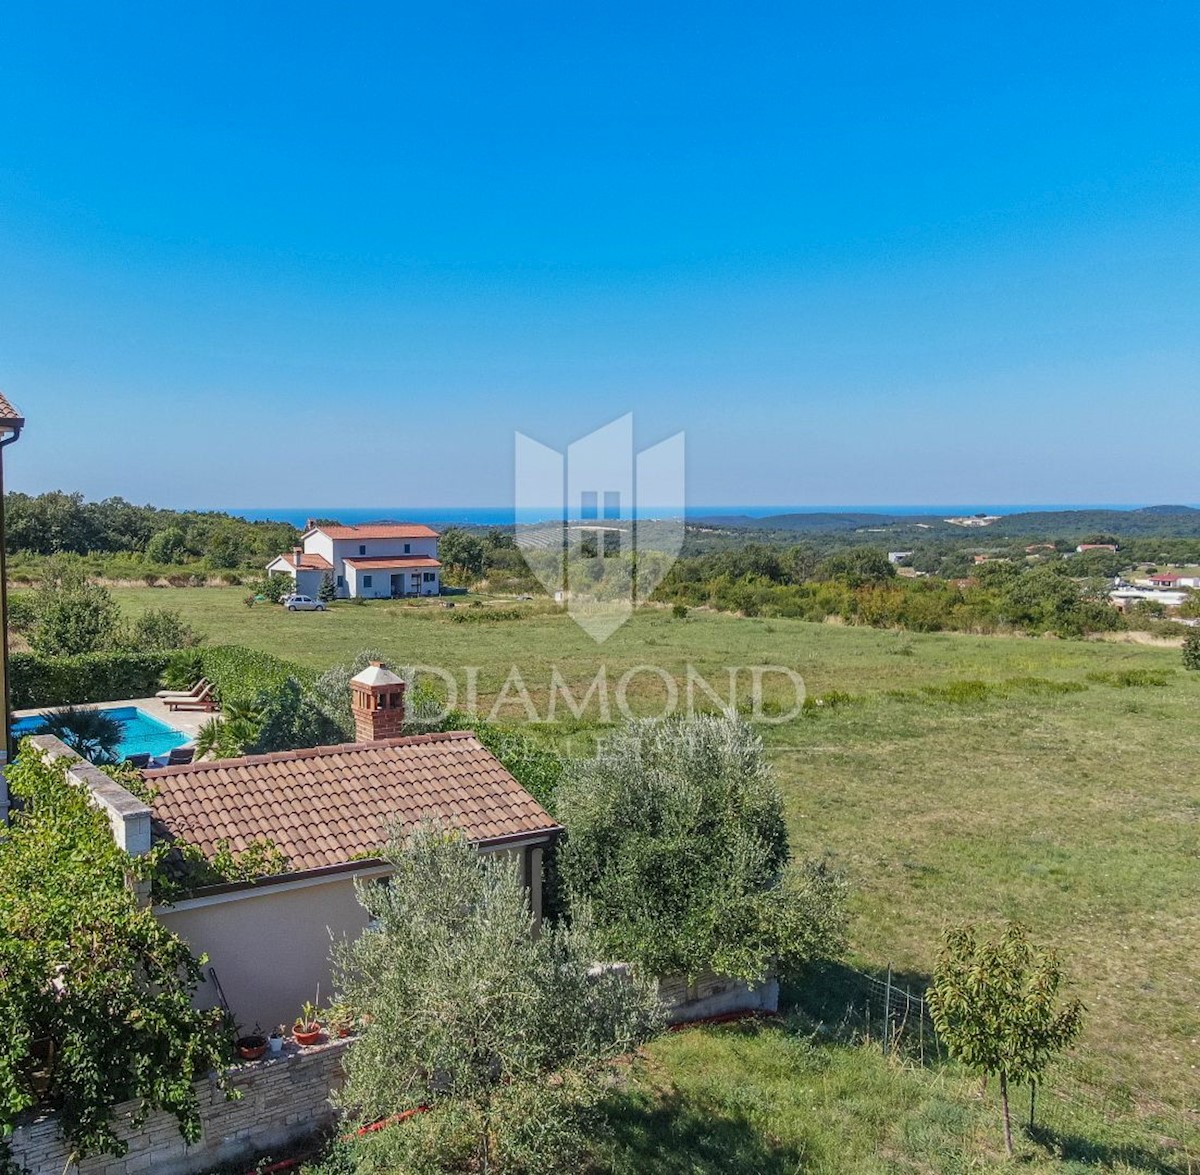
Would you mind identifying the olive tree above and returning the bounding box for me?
[556,716,847,981]
[332,823,661,1174]
[927,922,1084,1156]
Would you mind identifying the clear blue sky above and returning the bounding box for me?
[1,2,1197,509]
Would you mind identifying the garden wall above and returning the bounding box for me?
[9,1037,349,1175]
[658,968,779,1024]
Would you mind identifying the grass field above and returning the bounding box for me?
[114,589,1200,1172]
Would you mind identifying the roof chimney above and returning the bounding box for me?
[293,545,304,567]
[350,661,406,742]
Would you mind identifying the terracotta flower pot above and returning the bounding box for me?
[293,1023,322,1047]
[236,1034,268,1061]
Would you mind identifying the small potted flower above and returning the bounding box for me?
[292,999,322,1047]
[268,1024,285,1056]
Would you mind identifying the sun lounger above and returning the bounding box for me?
[156,678,210,700]
[167,746,195,766]
[166,683,217,712]
[123,752,151,769]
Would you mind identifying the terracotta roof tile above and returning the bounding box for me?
[307,523,440,540]
[0,393,23,427]
[270,552,334,571]
[343,556,442,570]
[145,731,561,871]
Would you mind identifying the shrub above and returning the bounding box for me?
[671,601,689,619]
[10,651,173,709]
[1183,631,1200,671]
[556,716,847,981]
[0,747,229,1159]
[122,607,205,652]
[28,568,123,656]
[198,645,312,707]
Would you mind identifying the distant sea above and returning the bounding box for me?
[224,504,1192,528]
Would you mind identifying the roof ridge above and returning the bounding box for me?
[143,729,478,776]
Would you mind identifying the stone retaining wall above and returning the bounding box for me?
[10,1038,349,1175]
[658,968,779,1023]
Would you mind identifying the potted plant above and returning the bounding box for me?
[293,999,322,1047]
[235,1023,268,1061]
[324,1001,356,1038]
[268,1024,285,1056]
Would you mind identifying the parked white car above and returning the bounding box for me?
[282,594,326,612]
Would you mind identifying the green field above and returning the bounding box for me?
[115,589,1200,1172]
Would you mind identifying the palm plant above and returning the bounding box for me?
[38,706,124,765]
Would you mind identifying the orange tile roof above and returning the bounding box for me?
[344,555,442,570]
[0,392,24,427]
[144,732,561,872]
[308,523,440,540]
[271,552,334,571]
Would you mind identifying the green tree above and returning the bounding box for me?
[927,922,1085,1156]
[145,526,188,564]
[556,716,847,981]
[30,563,123,656]
[318,572,336,603]
[438,527,486,582]
[815,547,896,587]
[0,747,229,1161]
[332,823,661,1174]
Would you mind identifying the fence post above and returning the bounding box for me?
[883,964,893,1056]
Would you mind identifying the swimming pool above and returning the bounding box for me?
[12,706,190,761]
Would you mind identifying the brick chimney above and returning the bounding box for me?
[350,662,406,742]
[293,545,304,567]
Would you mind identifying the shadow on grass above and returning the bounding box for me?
[783,960,944,1065]
[1027,1125,1191,1174]
[596,1087,807,1175]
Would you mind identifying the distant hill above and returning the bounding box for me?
[686,506,1200,540]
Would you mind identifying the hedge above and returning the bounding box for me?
[197,645,313,705]
[10,651,174,710]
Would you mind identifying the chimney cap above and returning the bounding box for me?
[351,663,405,688]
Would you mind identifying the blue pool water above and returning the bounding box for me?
[12,706,190,761]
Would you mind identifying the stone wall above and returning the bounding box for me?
[9,1038,350,1175]
[658,968,779,1023]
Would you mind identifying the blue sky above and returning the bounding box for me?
[1,2,1197,509]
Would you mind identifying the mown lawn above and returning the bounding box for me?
[115,588,1200,1171]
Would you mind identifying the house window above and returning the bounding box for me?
[423,571,436,582]
[359,545,366,556]
[363,574,373,588]
[404,543,411,554]
[336,575,344,588]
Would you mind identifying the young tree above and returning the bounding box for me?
[438,527,486,583]
[29,563,123,656]
[122,607,204,651]
[927,922,1085,1156]
[556,716,847,981]
[38,705,124,765]
[332,823,661,1174]
[318,572,336,603]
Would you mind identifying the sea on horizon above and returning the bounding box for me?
[219,504,1193,529]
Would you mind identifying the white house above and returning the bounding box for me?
[267,521,441,599]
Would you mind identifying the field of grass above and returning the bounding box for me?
[115,588,1200,1171]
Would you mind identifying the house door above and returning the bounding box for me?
[390,573,403,597]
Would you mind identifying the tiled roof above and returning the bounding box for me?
[308,523,440,540]
[270,552,334,571]
[144,732,561,872]
[344,556,441,570]
[0,393,24,427]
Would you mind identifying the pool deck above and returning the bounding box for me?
[12,696,209,745]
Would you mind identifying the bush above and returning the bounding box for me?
[556,716,847,981]
[0,748,229,1159]
[9,651,173,709]
[1184,632,1200,671]
[122,607,205,652]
